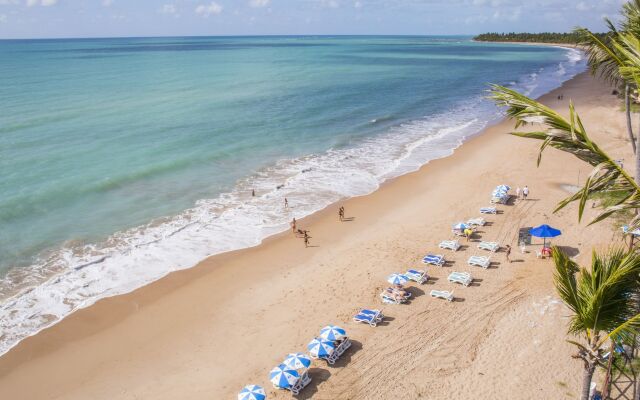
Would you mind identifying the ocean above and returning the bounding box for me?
[0,36,585,356]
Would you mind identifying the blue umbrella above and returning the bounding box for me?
[307,338,335,358]
[238,385,266,400]
[452,222,469,230]
[319,325,347,341]
[529,224,562,247]
[387,273,409,285]
[269,364,299,389]
[283,352,312,370]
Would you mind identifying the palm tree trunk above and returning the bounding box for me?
[581,362,596,400]
[626,85,636,154]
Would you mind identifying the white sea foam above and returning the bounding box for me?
[0,47,586,357]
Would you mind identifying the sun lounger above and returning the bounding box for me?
[439,240,461,251]
[430,289,454,302]
[480,207,497,214]
[353,309,384,326]
[380,289,408,304]
[291,370,312,395]
[405,269,428,284]
[467,217,486,226]
[329,337,352,363]
[422,254,445,266]
[448,272,472,286]
[478,241,500,252]
[468,255,491,269]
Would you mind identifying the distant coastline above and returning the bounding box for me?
[473,32,605,46]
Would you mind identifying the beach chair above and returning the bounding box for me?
[353,309,384,326]
[291,370,312,395]
[380,289,409,304]
[439,240,461,251]
[422,254,445,266]
[405,269,428,284]
[468,255,491,269]
[448,272,472,287]
[329,337,352,363]
[478,241,500,252]
[430,289,454,302]
[467,217,486,227]
[480,207,497,214]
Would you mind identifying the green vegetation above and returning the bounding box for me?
[487,2,640,399]
[473,32,603,44]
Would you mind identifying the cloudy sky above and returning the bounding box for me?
[0,0,624,39]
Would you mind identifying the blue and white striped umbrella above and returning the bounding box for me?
[492,190,507,196]
[496,185,510,191]
[284,352,312,369]
[238,385,266,400]
[307,338,335,358]
[319,325,347,341]
[269,364,299,389]
[452,222,469,230]
[387,273,409,285]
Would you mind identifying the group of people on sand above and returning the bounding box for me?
[290,217,311,247]
[383,284,409,302]
[514,185,529,201]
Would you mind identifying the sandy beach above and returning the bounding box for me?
[0,71,630,399]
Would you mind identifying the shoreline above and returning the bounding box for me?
[0,71,629,399]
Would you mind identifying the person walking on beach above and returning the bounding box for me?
[516,187,521,200]
[284,197,289,209]
[303,230,311,248]
[505,244,512,263]
[338,206,344,221]
[252,189,255,197]
[291,217,296,233]
[464,227,473,242]
[522,185,529,200]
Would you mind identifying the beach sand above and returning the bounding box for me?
[0,72,630,399]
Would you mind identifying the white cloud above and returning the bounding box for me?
[354,1,362,8]
[249,0,270,7]
[0,0,19,5]
[576,1,593,11]
[26,0,57,6]
[102,0,113,7]
[159,4,177,14]
[195,1,223,17]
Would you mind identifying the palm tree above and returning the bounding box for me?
[552,247,640,400]
[488,85,640,227]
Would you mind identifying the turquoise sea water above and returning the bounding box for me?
[0,36,585,355]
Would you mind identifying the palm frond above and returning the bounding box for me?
[488,85,640,227]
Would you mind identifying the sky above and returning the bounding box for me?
[0,0,625,39]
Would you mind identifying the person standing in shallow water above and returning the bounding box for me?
[284,198,289,209]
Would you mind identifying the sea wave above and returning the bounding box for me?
[0,46,586,357]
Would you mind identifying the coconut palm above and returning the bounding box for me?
[552,247,640,400]
[488,84,640,227]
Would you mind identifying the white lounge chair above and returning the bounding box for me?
[478,241,500,252]
[467,217,486,226]
[430,289,454,302]
[380,288,410,304]
[439,240,461,251]
[291,370,312,395]
[329,337,352,363]
[448,272,472,286]
[468,255,491,269]
[405,269,428,284]
[353,309,384,326]
[422,254,445,266]
[480,207,497,214]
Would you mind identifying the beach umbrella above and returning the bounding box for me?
[283,352,312,370]
[269,364,299,389]
[319,325,347,341]
[387,273,409,286]
[496,185,510,191]
[307,338,335,358]
[529,224,562,248]
[452,222,469,230]
[238,385,266,400]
